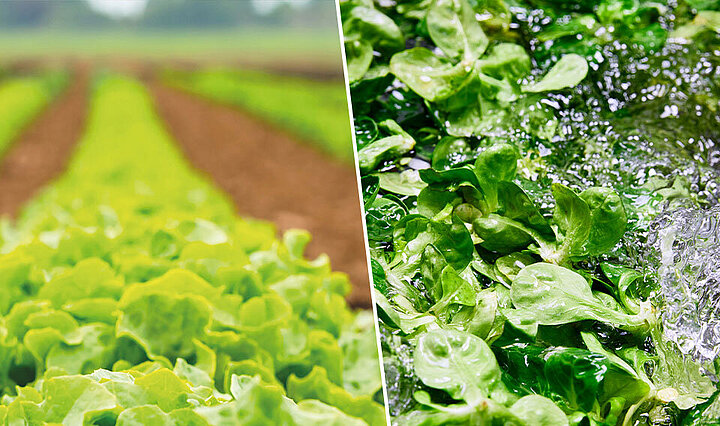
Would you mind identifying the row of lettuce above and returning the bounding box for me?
[0,75,384,425]
[0,71,68,156]
[343,0,720,424]
[163,68,355,164]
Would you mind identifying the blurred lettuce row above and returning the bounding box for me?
[0,76,384,425]
[162,68,355,164]
[0,70,69,157]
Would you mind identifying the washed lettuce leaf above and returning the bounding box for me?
[345,0,720,422]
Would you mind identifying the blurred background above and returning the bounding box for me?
[0,0,371,306]
[0,0,344,74]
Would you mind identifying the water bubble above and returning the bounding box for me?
[645,206,720,363]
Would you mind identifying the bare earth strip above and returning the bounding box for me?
[149,82,371,308]
[0,67,88,217]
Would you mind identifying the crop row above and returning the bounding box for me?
[0,71,68,156]
[164,68,355,163]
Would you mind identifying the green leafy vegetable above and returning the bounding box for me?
[414,329,513,406]
[508,263,648,330]
[358,120,416,172]
[521,54,589,93]
[548,183,592,262]
[580,187,627,255]
[390,48,474,102]
[346,40,375,82]
[426,0,489,61]
[344,0,720,422]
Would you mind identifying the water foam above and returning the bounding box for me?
[646,206,720,363]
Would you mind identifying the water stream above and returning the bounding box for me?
[646,206,720,364]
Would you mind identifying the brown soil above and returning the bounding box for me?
[0,67,88,217]
[148,81,371,308]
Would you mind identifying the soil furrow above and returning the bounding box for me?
[0,67,88,217]
[148,81,371,308]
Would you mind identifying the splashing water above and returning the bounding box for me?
[646,206,720,363]
[380,324,422,416]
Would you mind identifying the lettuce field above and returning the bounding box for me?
[0,72,382,425]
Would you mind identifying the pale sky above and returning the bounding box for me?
[251,0,312,15]
[86,0,149,19]
[85,0,313,19]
